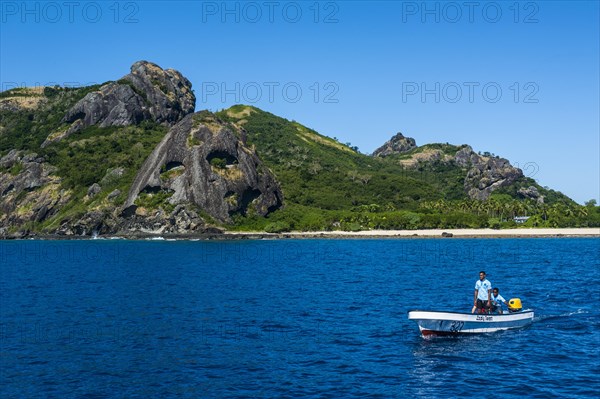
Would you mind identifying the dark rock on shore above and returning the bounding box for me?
[54,204,216,237]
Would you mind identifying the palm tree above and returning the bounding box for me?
[538,203,549,221]
[474,200,486,216]
[458,200,471,213]
[513,201,526,218]
[576,206,589,218]
[434,199,448,213]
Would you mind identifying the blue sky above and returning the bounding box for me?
[1,1,598,203]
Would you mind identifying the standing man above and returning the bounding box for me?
[473,271,492,314]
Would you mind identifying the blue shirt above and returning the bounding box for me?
[475,279,492,301]
[491,293,506,306]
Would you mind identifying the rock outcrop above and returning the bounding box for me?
[464,156,523,200]
[518,186,544,203]
[123,111,283,224]
[49,61,195,146]
[0,150,71,236]
[449,145,524,200]
[454,145,482,167]
[378,135,524,200]
[372,133,417,157]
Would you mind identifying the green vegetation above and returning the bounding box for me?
[217,106,466,212]
[0,84,103,153]
[1,87,597,234]
[135,189,175,213]
[41,122,167,193]
[216,105,598,231]
[210,157,227,169]
[0,84,169,233]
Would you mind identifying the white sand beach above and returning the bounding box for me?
[226,228,600,238]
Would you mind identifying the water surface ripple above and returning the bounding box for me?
[1,238,599,398]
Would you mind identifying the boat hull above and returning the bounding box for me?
[408,310,534,337]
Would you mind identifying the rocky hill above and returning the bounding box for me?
[46,61,195,147]
[0,62,281,237]
[0,62,592,237]
[373,137,529,201]
[372,133,416,157]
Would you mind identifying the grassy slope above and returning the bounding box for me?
[218,105,467,208]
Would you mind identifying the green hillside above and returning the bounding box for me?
[216,105,597,232]
[218,106,466,208]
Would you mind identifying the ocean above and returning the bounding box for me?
[1,238,599,398]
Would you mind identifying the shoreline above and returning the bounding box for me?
[3,227,598,241]
[225,227,600,239]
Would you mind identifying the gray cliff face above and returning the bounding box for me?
[52,61,195,145]
[450,145,524,200]
[0,150,71,236]
[123,111,283,224]
[462,150,523,200]
[372,133,417,157]
[454,145,483,167]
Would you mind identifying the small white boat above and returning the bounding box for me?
[408,308,534,337]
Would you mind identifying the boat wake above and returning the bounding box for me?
[533,309,588,323]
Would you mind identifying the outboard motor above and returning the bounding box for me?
[508,298,523,312]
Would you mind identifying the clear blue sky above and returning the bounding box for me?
[1,1,598,203]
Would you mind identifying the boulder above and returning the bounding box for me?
[100,167,125,185]
[87,183,101,198]
[518,186,540,199]
[107,189,121,201]
[454,145,482,167]
[518,186,544,203]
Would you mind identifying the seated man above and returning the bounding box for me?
[490,287,508,314]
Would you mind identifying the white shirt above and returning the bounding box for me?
[491,293,506,305]
[475,279,492,301]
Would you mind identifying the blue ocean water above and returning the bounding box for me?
[1,238,599,398]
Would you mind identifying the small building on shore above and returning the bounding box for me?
[513,216,530,224]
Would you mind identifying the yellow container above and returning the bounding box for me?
[508,298,523,311]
